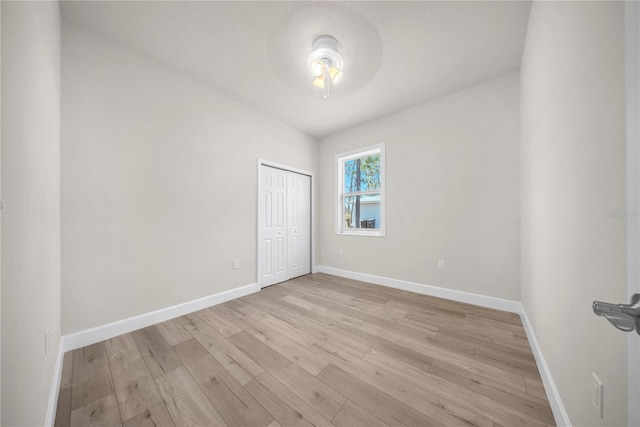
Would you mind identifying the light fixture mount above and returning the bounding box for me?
[306,35,344,98]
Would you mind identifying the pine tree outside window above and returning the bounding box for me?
[336,143,385,236]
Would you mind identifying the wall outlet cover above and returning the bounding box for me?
[591,372,603,418]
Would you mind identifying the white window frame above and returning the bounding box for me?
[336,143,385,237]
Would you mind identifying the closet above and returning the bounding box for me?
[258,164,311,287]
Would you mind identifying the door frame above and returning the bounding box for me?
[626,1,640,425]
[257,159,315,289]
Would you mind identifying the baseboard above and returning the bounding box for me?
[518,306,572,426]
[315,265,521,313]
[44,337,65,427]
[52,269,571,426]
[314,265,570,426]
[62,282,259,352]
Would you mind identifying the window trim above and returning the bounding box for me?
[335,143,385,237]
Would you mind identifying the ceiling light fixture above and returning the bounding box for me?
[306,35,343,98]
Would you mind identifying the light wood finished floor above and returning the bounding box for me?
[54,273,555,427]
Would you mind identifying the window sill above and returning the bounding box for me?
[338,230,385,237]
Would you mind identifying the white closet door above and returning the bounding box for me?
[259,166,287,287]
[259,164,311,288]
[287,171,311,279]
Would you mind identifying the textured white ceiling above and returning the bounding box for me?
[60,1,531,138]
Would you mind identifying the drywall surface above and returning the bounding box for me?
[1,1,62,425]
[626,3,640,425]
[318,73,520,301]
[520,2,627,425]
[1,3,3,422]
[61,22,317,334]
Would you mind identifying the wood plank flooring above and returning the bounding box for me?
[54,273,555,427]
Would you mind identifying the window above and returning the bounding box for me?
[336,143,385,236]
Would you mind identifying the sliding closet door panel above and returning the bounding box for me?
[287,171,311,279]
[260,166,287,287]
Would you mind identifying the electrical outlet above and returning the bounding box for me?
[438,259,445,269]
[592,373,603,418]
[233,259,240,269]
[339,249,343,256]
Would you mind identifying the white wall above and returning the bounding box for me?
[521,2,627,426]
[1,2,62,426]
[1,1,4,422]
[318,73,520,301]
[61,23,317,334]
[625,3,640,426]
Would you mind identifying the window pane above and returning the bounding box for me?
[343,153,381,193]
[343,193,381,230]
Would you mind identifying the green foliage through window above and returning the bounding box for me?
[342,152,381,230]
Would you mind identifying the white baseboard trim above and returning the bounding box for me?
[50,269,571,426]
[518,306,572,426]
[315,265,521,313]
[44,337,65,427]
[314,265,570,426]
[46,282,258,425]
[62,282,259,352]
